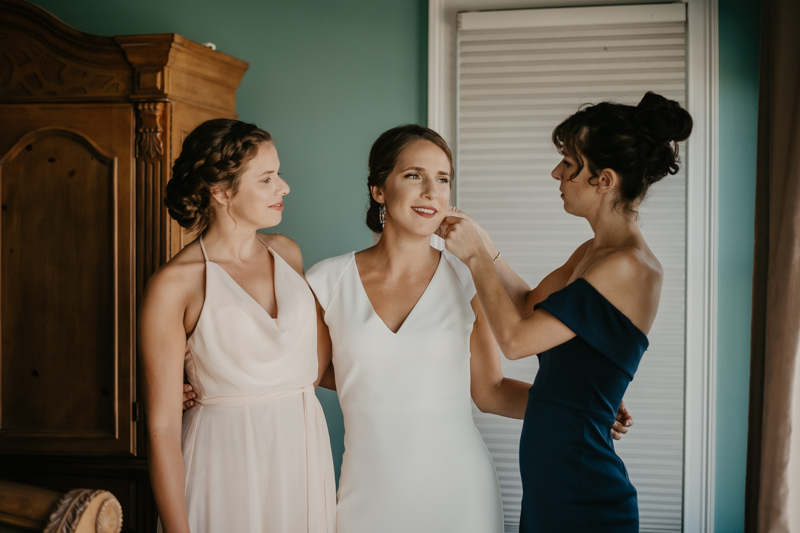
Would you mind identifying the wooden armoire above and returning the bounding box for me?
[0,1,248,530]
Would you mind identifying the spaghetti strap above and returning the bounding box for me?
[199,235,209,262]
[254,233,270,250]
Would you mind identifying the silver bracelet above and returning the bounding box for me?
[493,251,502,264]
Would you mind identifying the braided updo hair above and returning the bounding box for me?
[366,124,454,233]
[165,119,272,232]
[552,91,693,212]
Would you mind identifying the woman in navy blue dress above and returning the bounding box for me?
[441,92,692,531]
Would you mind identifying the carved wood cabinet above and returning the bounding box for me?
[0,1,248,530]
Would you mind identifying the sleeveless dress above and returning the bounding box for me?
[518,278,648,532]
[306,250,504,533]
[178,236,336,533]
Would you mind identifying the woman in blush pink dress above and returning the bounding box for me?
[141,119,335,533]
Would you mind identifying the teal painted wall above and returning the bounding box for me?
[31,1,761,527]
[716,0,760,531]
[29,0,427,481]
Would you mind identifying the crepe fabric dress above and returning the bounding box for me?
[306,250,504,533]
[518,278,648,532]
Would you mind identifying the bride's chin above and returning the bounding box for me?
[392,224,436,240]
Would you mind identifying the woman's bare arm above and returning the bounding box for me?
[468,298,530,419]
[139,267,194,533]
[315,302,335,390]
[443,209,592,317]
[448,218,660,359]
[442,209,532,315]
[443,217,576,359]
[318,360,336,391]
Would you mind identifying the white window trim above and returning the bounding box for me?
[428,1,718,531]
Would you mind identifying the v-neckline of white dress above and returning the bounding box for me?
[351,250,443,335]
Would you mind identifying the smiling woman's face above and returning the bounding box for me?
[373,140,452,238]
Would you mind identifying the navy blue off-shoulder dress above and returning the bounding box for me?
[518,278,648,532]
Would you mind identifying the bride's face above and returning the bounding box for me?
[373,140,452,238]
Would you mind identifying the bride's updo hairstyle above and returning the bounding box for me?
[165,118,272,232]
[366,124,454,233]
[552,91,693,212]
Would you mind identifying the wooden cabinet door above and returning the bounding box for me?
[0,104,135,455]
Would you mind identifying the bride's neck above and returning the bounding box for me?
[367,226,437,276]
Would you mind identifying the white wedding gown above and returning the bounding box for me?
[306,250,503,533]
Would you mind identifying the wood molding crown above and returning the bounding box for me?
[115,34,248,112]
[0,0,128,61]
[0,0,132,102]
[0,1,249,111]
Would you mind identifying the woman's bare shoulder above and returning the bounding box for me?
[585,246,662,285]
[580,246,663,333]
[143,240,206,302]
[259,233,304,275]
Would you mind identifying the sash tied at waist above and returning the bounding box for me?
[196,385,315,407]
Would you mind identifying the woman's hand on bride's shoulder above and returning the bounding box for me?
[182,383,196,411]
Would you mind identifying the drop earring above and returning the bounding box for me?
[379,204,386,229]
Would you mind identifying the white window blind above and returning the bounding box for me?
[457,4,687,532]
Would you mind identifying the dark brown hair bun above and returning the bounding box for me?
[552,91,693,212]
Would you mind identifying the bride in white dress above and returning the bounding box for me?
[306,125,528,533]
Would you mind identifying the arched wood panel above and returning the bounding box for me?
[0,106,135,456]
[0,128,117,439]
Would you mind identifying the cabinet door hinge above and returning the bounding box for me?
[132,401,139,422]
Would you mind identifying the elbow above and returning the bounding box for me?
[500,339,530,360]
[474,396,491,414]
[471,378,506,414]
[497,335,522,360]
[470,387,492,414]
[495,322,528,360]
